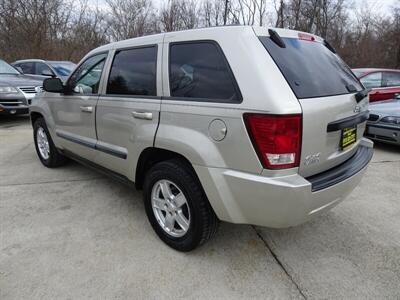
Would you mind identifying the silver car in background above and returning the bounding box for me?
[30,26,373,251]
[12,59,76,82]
[0,60,43,115]
[366,95,400,145]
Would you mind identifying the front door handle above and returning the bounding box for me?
[80,106,93,113]
[132,111,153,120]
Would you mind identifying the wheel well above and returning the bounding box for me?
[30,112,43,127]
[135,148,195,190]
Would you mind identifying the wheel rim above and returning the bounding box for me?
[151,179,191,238]
[36,127,50,160]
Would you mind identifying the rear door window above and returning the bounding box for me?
[107,46,157,96]
[169,41,242,102]
[259,37,363,99]
[360,72,383,89]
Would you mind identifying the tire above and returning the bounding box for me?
[143,159,219,251]
[33,118,67,168]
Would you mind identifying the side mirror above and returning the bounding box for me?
[41,69,55,77]
[43,78,64,93]
[15,66,23,73]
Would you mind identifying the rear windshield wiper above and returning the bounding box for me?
[268,29,286,48]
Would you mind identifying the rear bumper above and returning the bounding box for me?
[306,144,373,191]
[195,138,373,228]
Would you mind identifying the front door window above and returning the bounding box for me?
[68,53,107,95]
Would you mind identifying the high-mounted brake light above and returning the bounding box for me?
[298,33,315,42]
[244,114,302,169]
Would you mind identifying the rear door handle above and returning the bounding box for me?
[132,111,153,120]
[80,106,93,113]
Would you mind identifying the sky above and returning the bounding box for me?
[88,0,398,17]
[355,0,397,14]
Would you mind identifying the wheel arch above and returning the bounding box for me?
[30,111,44,127]
[135,147,198,190]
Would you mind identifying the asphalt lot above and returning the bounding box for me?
[1,115,399,300]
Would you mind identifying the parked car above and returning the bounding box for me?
[365,95,400,145]
[352,68,400,102]
[30,26,373,251]
[12,59,76,82]
[0,59,43,115]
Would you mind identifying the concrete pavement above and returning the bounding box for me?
[1,115,399,299]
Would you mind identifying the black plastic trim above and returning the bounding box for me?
[307,145,373,192]
[56,132,127,159]
[56,131,96,149]
[354,89,369,103]
[327,111,369,132]
[96,143,127,159]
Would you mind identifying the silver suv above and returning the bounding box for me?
[30,26,373,251]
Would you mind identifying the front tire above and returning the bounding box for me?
[33,118,67,168]
[143,159,219,251]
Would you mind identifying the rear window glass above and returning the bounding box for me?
[259,37,363,99]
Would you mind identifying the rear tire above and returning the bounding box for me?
[143,159,219,251]
[33,118,67,168]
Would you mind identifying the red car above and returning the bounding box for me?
[352,68,400,102]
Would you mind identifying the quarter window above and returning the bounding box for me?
[68,53,107,95]
[169,42,241,102]
[107,46,157,96]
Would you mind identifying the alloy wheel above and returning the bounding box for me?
[151,179,191,238]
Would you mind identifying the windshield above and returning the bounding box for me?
[0,60,20,75]
[49,62,76,77]
[259,37,363,99]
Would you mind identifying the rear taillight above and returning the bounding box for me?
[244,114,302,169]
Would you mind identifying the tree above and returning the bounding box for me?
[106,0,158,41]
[159,0,199,32]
